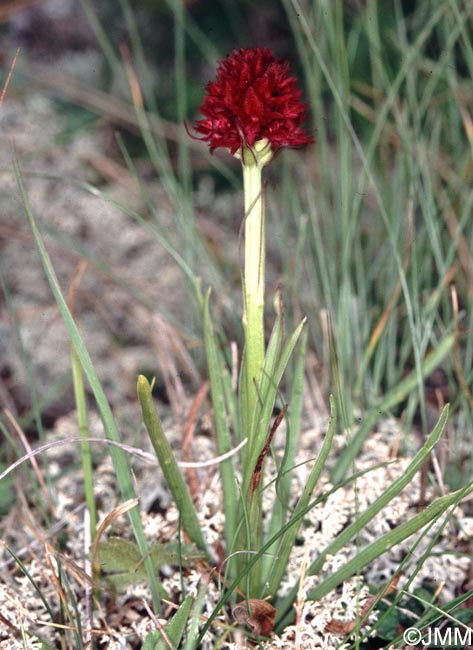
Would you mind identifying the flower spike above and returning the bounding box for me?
[194,47,313,159]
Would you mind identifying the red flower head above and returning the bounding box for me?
[193,47,313,157]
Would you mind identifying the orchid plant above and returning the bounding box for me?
[185,47,318,607]
[134,48,322,643]
[16,35,467,649]
[193,48,312,434]
[12,2,473,645]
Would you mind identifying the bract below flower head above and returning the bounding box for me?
[193,47,313,158]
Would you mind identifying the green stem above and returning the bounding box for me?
[241,141,272,449]
[242,156,265,440]
[239,140,273,596]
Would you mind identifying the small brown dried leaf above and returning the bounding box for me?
[232,599,276,637]
[250,406,287,495]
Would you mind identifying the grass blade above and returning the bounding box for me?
[265,394,337,597]
[14,157,163,611]
[332,336,454,483]
[276,404,449,624]
[306,482,473,602]
[202,290,238,555]
[70,347,97,539]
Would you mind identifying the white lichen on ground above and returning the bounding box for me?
[1,404,471,649]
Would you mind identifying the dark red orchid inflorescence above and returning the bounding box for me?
[193,47,313,156]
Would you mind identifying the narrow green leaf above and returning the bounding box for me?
[70,347,96,539]
[137,375,207,554]
[251,290,284,438]
[142,594,193,650]
[192,463,396,649]
[202,290,238,557]
[332,335,454,483]
[263,327,308,582]
[193,483,334,648]
[15,158,162,610]
[141,632,161,650]
[276,404,449,624]
[280,327,308,508]
[182,579,210,650]
[265,395,337,596]
[220,359,241,444]
[306,481,473,602]
[157,594,193,650]
[239,314,306,594]
[244,317,307,492]
[6,546,56,622]
[241,293,284,466]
